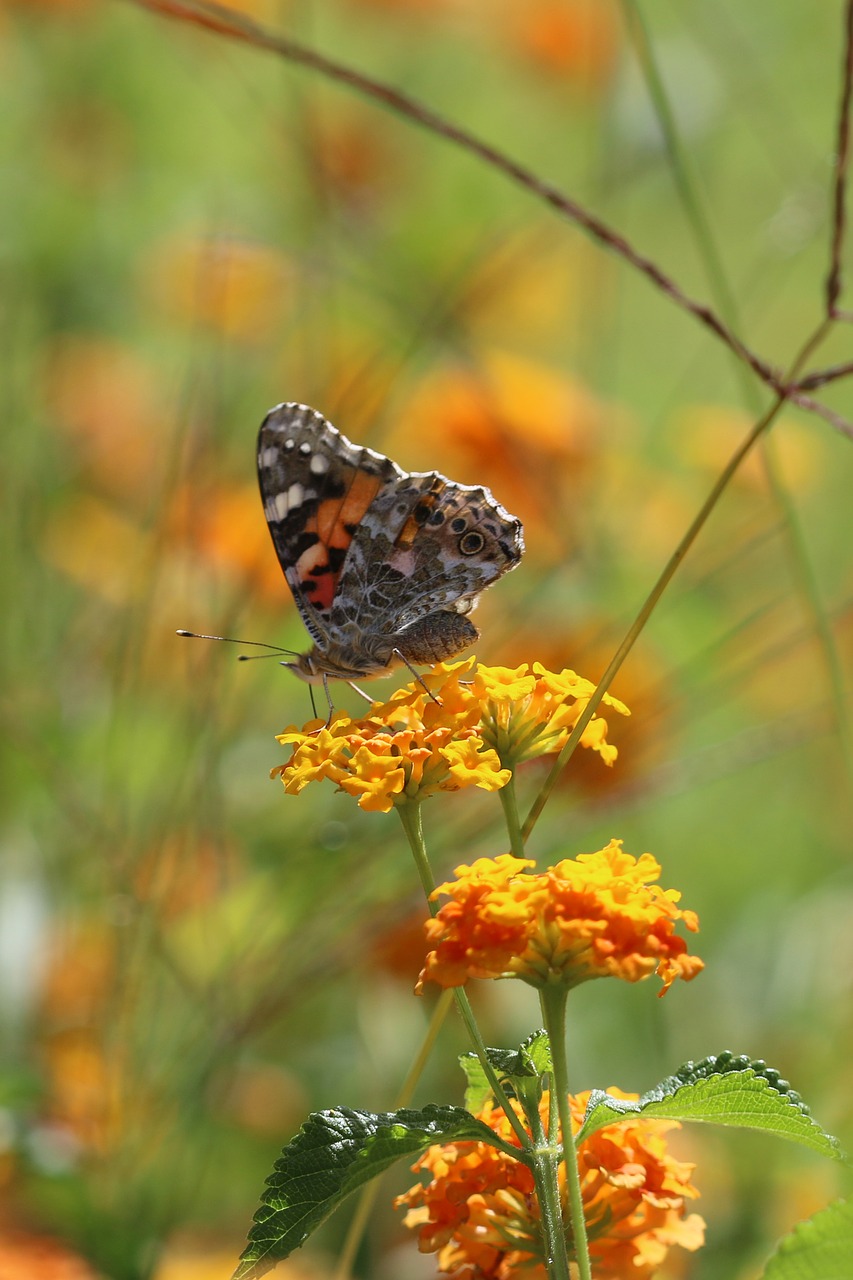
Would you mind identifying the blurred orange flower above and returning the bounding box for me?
[168,479,288,604]
[418,841,702,994]
[41,494,152,605]
[396,1088,704,1279]
[41,1027,119,1154]
[273,659,623,811]
[133,831,240,921]
[496,631,662,797]
[143,232,292,345]
[0,1234,98,1280]
[392,352,605,560]
[39,923,115,1026]
[506,0,621,90]
[45,335,167,501]
[305,106,401,210]
[153,1243,323,1280]
[341,0,448,13]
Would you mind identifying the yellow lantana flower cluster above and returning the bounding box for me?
[396,1088,705,1280]
[472,661,629,766]
[272,659,628,813]
[418,840,703,994]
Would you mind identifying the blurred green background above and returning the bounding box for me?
[1,0,851,1277]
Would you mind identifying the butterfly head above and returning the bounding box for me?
[280,650,324,685]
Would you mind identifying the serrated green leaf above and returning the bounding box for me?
[232,1105,508,1279]
[460,1032,551,1113]
[761,1195,853,1279]
[576,1052,842,1161]
[460,1053,491,1114]
[519,1029,552,1077]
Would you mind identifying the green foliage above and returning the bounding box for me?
[760,1196,853,1280]
[233,1104,508,1279]
[461,1029,552,1111]
[577,1052,842,1160]
[236,1043,845,1278]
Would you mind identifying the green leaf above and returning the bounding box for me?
[461,1030,552,1112]
[576,1052,842,1160]
[460,1052,491,1114]
[232,1104,506,1279]
[761,1195,853,1279]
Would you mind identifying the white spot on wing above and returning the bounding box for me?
[299,441,312,455]
[267,493,289,521]
[258,447,279,468]
[310,453,330,475]
[287,482,306,509]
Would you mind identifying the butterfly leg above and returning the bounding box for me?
[346,681,376,705]
[392,650,442,704]
[321,673,336,728]
[306,675,336,731]
[392,611,481,703]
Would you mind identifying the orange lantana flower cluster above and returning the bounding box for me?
[418,841,703,994]
[396,1089,705,1280]
[273,659,626,813]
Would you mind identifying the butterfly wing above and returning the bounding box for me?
[327,472,524,641]
[258,402,524,660]
[257,402,402,648]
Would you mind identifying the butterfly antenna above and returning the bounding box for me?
[176,630,300,661]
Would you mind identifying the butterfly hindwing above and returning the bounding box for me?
[328,473,524,637]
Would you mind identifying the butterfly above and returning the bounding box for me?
[256,402,524,701]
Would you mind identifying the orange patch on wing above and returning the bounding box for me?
[295,541,337,611]
[315,471,383,548]
[397,513,422,547]
[310,565,337,611]
[397,490,441,549]
[300,469,385,611]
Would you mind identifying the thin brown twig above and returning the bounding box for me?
[794,358,853,391]
[130,0,787,387]
[827,0,853,317]
[788,392,853,439]
[131,0,853,442]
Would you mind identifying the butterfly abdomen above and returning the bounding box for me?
[394,611,480,666]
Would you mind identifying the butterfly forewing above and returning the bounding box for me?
[257,403,400,642]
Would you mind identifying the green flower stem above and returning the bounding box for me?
[396,798,440,904]
[395,800,531,1151]
[499,775,527,860]
[522,318,834,842]
[521,1092,572,1280]
[540,985,592,1280]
